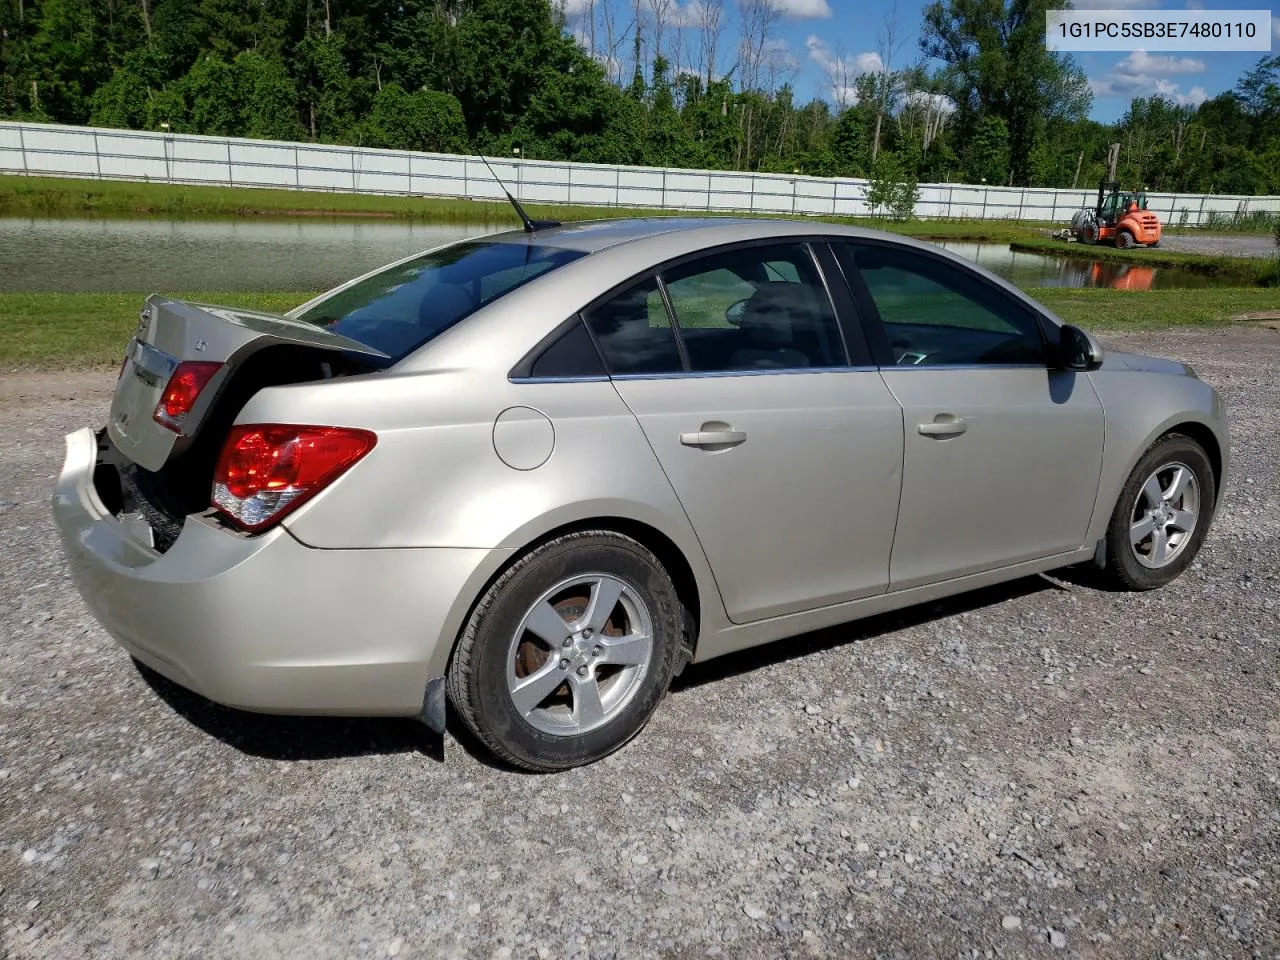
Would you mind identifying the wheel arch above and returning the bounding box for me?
[428,509,721,678]
[1087,409,1227,548]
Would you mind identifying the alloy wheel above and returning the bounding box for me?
[1129,461,1200,569]
[505,574,653,736]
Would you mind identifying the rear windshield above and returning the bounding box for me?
[294,240,586,361]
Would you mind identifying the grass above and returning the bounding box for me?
[0,174,1049,242]
[4,286,1276,371]
[1034,286,1280,331]
[0,291,317,370]
[1010,237,1278,284]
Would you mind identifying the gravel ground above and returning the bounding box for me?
[2,328,1277,960]
[1158,233,1276,259]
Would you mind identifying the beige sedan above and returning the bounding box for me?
[54,218,1227,770]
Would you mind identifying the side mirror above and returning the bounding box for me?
[1059,323,1103,371]
[725,298,748,326]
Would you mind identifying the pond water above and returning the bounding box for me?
[933,241,1224,292]
[0,217,1228,294]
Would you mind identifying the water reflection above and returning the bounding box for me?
[0,217,488,293]
[934,242,1200,291]
[0,217,1223,294]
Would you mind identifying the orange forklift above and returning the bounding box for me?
[1070,178,1163,249]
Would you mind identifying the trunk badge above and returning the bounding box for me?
[194,339,208,352]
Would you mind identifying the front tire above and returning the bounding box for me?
[447,531,684,771]
[1102,434,1216,590]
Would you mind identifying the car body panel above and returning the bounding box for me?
[881,366,1105,589]
[612,369,903,622]
[54,428,500,713]
[51,216,1231,726]
[1083,363,1229,547]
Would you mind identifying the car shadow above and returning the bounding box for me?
[134,571,1072,768]
[672,573,1065,692]
[134,660,442,762]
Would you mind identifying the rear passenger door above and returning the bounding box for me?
[586,242,905,624]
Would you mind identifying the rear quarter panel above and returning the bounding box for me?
[236,368,726,605]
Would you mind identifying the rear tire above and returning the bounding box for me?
[1116,229,1136,250]
[1101,434,1215,591]
[447,531,684,772]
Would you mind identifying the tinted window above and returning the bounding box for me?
[294,240,586,362]
[581,277,683,375]
[836,243,1045,366]
[661,243,845,372]
[527,319,606,378]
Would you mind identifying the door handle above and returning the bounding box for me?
[680,429,746,448]
[918,416,968,438]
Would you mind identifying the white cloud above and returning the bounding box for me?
[557,0,594,15]
[854,51,885,74]
[1089,48,1209,106]
[903,90,957,115]
[1115,49,1206,76]
[764,0,833,18]
[806,36,886,106]
[1181,85,1208,106]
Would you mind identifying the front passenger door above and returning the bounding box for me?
[832,241,1105,591]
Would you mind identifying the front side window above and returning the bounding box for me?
[294,240,586,362]
[835,243,1045,367]
[660,243,845,372]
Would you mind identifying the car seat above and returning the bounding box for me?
[728,283,812,369]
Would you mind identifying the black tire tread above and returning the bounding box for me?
[446,529,680,772]
[1102,432,1215,592]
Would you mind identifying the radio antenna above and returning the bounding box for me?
[476,152,560,234]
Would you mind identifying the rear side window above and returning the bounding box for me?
[294,240,586,362]
[581,277,683,375]
[527,319,606,378]
[660,243,844,372]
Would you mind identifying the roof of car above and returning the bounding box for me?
[489,214,951,257]
[481,216,742,252]
[487,215,913,252]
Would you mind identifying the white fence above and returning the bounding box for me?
[3,120,1279,227]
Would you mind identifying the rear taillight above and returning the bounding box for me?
[211,424,376,532]
[153,361,223,432]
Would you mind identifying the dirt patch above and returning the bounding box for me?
[0,370,113,413]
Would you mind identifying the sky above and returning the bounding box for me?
[559,0,1276,123]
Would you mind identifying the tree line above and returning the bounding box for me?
[1,0,1278,197]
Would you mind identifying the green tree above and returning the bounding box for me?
[89,49,164,129]
[360,83,466,153]
[233,51,304,141]
[922,0,1091,185]
[964,115,1010,185]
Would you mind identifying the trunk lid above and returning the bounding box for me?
[108,295,387,471]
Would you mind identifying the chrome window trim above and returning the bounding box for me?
[510,362,1048,384]
[609,365,876,381]
[879,362,1049,372]
[509,375,613,384]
